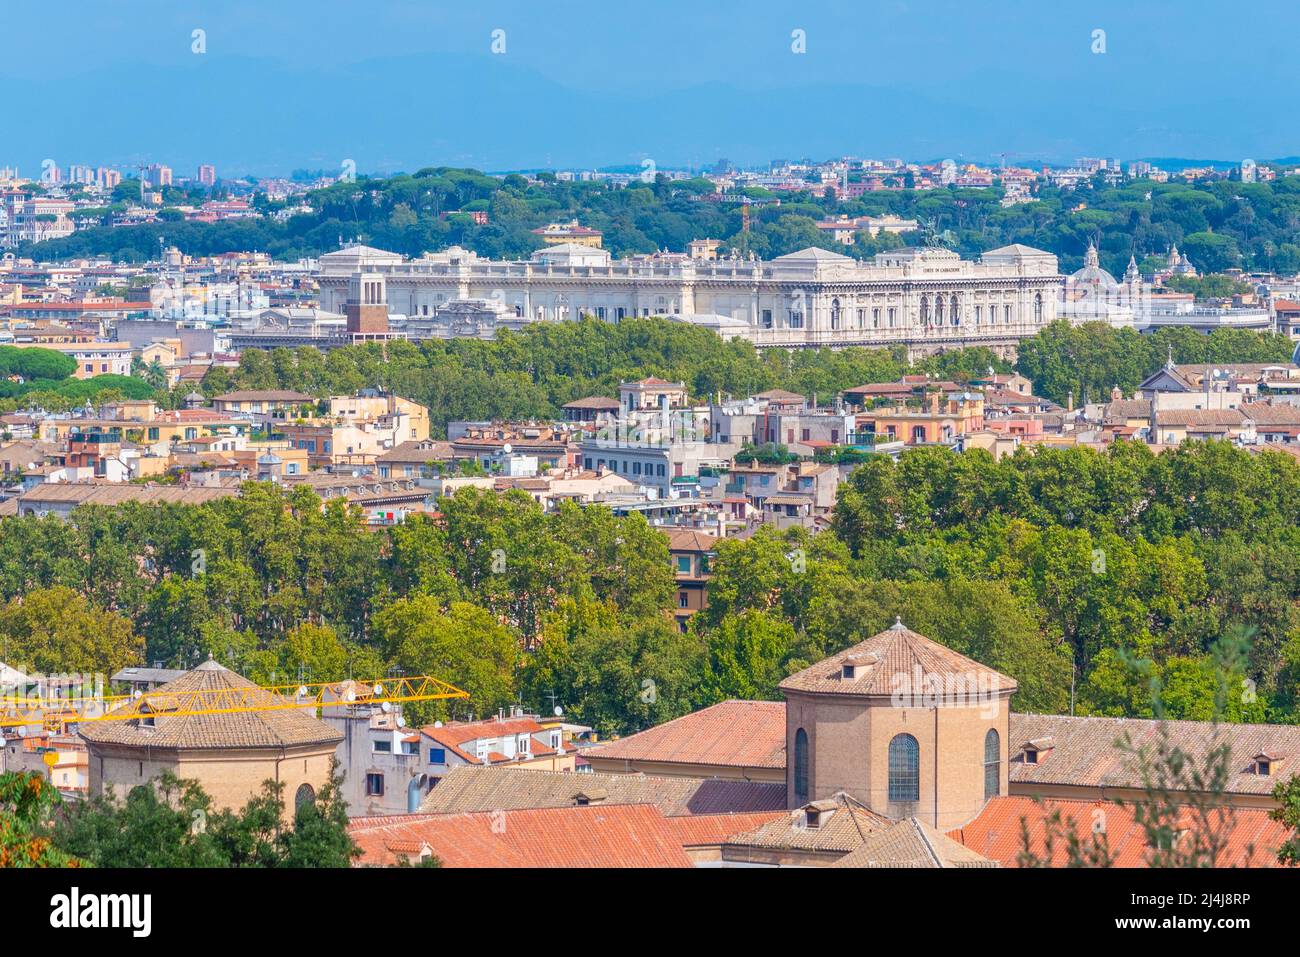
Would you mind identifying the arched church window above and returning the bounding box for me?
[888,733,920,802]
[984,728,1001,800]
[794,728,809,804]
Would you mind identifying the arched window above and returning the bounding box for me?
[984,729,1001,799]
[295,783,316,813]
[830,298,841,330]
[950,294,960,325]
[934,296,944,324]
[1034,292,1043,323]
[919,295,929,325]
[794,728,809,804]
[888,733,920,802]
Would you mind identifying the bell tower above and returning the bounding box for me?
[346,271,390,338]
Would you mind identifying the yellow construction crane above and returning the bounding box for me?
[0,675,469,731]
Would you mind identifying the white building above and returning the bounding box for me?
[316,242,1064,359]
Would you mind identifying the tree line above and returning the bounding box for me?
[24,165,1300,277]
[192,318,1297,435]
[1,436,1298,737]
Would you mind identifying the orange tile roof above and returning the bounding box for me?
[348,804,692,867]
[664,811,788,847]
[585,700,786,770]
[664,528,719,552]
[779,620,1017,698]
[950,795,1288,868]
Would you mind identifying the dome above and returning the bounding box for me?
[1068,244,1119,297]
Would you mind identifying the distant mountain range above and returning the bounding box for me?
[6,51,1296,179]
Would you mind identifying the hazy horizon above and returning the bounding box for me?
[7,0,1297,178]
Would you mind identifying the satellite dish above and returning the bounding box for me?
[380,702,392,714]
[434,720,443,728]
[16,726,26,738]
[373,683,383,695]
[297,686,308,698]
[502,443,512,455]
[553,706,563,717]
[397,714,406,727]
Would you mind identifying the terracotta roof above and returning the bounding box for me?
[375,439,453,463]
[18,484,238,507]
[726,793,891,854]
[348,804,691,867]
[779,619,1017,698]
[211,390,314,402]
[1103,398,1153,420]
[78,659,343,750]
[950,795,1287,868]
[664,811,789,848]
[1154,409,1246,427]
[562,396,620,409]
[419,764,786,817]
[623,377,682,389]
[1009,713,1300,796]
[1241,402,1300,426]
[584,700,786,770]
[834,818,997,868]
[664,528,719,552]
[845,382,915,396]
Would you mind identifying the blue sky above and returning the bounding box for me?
[5,1,1297,176]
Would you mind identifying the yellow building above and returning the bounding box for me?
[280,393,429,467]
[530,220,603,248]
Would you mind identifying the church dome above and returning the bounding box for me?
[1068,244,1119,296]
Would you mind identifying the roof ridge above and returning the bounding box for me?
[910,818,945,868]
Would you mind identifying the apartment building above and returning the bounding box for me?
[280,393,429,467]
[666,528,718,627]
[418,711,579,788]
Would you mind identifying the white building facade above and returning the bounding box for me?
[316,242,1066,358]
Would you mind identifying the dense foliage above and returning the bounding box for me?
[197,318,1012,435]
[1,435,1297,737]
[0,762,359,868]
[191,318,1297,435]
[26,167,1300,278]
[1016,322,1296,406]
[0,345,154,415]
